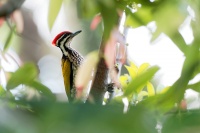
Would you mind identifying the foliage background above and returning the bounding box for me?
[0,0,200,133]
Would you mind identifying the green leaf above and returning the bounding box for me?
[34,103,156,133]
[143,41,200,113]
[48,0,63,30]
[125,65,137,79]
[187,82,200,92]
[124,62,138,79]
[147,82,155,96]
[130,61,138,70]
[0,85,6,97]
[6,63,38,90]
[162,110,200,133]
[0,85,14,99]
[160,86,170,94]
[129,0,160,7]
[119,74,130,88]
[138,91,148,101]
[152,1,187,41]
[78,0,99,18]
[99,0,118,40]
[28,81,55,100]
[138,63,150,75]
[181,42,199,77]
[167,31,188,54]
[78,0,118,40]
[125,6,153,28]
[3,29,13,51]
[124,66,159,96]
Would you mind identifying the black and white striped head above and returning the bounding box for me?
[52,30,82,50]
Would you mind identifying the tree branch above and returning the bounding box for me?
[89,56,108,104]
[89,12,124,104]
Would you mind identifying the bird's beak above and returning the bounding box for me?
[70,30,82,38]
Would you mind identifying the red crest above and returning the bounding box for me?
[52,31,72,45]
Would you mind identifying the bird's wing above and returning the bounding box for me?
[61,56,73,101]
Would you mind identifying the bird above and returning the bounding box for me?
[52,30,83,102]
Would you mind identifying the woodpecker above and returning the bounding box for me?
[52,30,83,102]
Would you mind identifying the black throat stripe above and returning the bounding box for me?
[57,33,71,55]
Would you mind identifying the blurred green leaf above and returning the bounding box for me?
[98,0,118,40]
[189,1,200,38]
[129,0,161,7]
[78,0,99,18]
[156,22,199,113]
[138,63,150,74]
[147,82,155,96]
[152,1,187,41]
[48,0,63,30]
[119,74,129,88]
[78,0,118,40]
[125,62,138,78]
[0,102,158,133]
[28,81,55,100]
[6,63,38,90]
[0,85,6,97]
[0,105,39,133]
[162,110,200,133]
[124,66,159,96]
[125,6,153,28]
[36,103,157,133]
[124,65,137,79]
[138,91,148,101]
[160,86,170,94]
[3,29,13,51]
[187,81,200,92]
[0,85,14,100]
[181,41,199,77]
[141,41,200,113]
[0,125,13,133]
[168,31,188,54]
